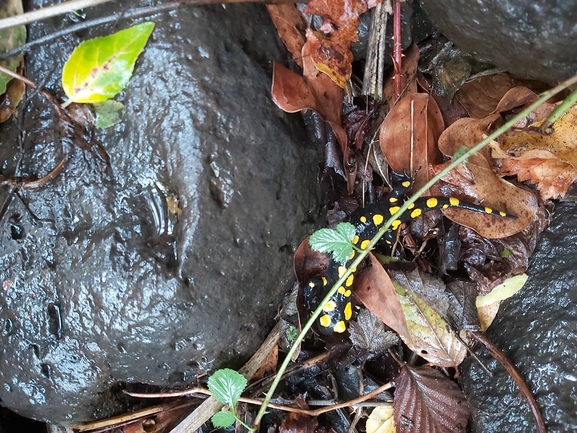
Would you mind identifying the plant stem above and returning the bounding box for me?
[250,72,577,428]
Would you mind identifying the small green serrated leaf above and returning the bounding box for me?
[207,368,247,407]
[211,410,236,428]
[62,22,155,105]
[93,100,124,128]
[309,222,356,263]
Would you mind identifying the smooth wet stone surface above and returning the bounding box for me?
[461,202,577,432]
[419,0,577,84]
[0,1,320,424]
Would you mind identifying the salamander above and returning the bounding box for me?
[303,171,513,335]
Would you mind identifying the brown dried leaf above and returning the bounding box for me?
[496,106,577,199]
[304,0,381,87]
[0,73,24,123]
[279,396,318,433]
[294,236,330,286]
[267,4,307,68]
[390,273,466,367]
[393,364,469,433]
[455,73,546,119]
[354,253,412,345]
[349,308,400,358]
[430,161,538,239]
[379,93,444,191]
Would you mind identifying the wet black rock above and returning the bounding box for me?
[419,0,577,84]
[460,202,577,432]
[0,2,320,424]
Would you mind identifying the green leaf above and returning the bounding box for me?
[211,410,236,428]
[61,22,155,105]
[309,222,356,263]
[207,368,247,407]
[93,100,124,128]
[0,0,26,95]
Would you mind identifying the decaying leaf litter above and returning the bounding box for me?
[1,0,576,432]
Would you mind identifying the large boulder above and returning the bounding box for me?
[419,0,577,84]
[0,2,320,424]
[461,202,577,432]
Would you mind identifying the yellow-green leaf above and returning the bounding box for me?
[394,281,466,368]
[93,100,124,128]
[62,22,155,105]
[476,273,528,307]
[366,406,396,433]
[0,0,26,95]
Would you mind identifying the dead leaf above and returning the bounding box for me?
[379,93,444,191]
[455,73,548,119]
[279,396,318,433]
[349,308,400,358]
[0,72,25,123]
[354,253,412,345]
[494,105,577,198]
[391,275,466,367]
[267,4,307,68]
[393,364,469,433]
[430,161,539,239]
[304,0,382,87]
[367,406,396,433]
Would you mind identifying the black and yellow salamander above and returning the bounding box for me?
[303,171,513,335]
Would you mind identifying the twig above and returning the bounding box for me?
[126,380,393,417]
[469,331,547,433]
[0,0,309,32]
[392,0,402,100]
[0,0,113,30]
[0,3,183,60]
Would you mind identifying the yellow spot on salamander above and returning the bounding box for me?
[345,274,354,287]
[386,239,392,244]
[360,239,370,250]
[389,206,401,215]
[352,235,360,244]
[410,208,422,218]
[426,198,438,208]
[322,277,328,286]
[338,266,347,278]
[308,281,315,288]
[402,181,411,188]
[320,315,331,328]
[323,300,337,312]
[373,214,384,226]
[349,250,355,260]
[344,302,352,320]
[408,203,415,209]
[338,286,346,295]
[389,197,398,203]
[449,197,460,206]
[499,211,507,217]
[442,204,449,209]
[391,220,401,230]
[360,216,367,223]
[333,321,347,333]
[344,289,351,297]
[485,207,493,214]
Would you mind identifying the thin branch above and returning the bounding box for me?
[469,331,547,433]
[0,0,113,30]
[126,380,393,417]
